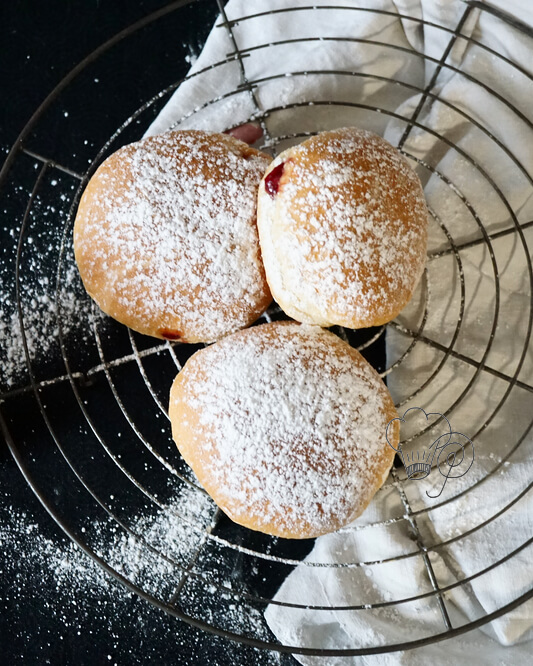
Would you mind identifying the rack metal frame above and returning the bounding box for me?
[1,0,532,657]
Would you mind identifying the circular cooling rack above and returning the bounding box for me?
[1,0,533,659]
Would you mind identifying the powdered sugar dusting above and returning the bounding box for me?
[172,323,396,538]
[1,197,95,392]
[74,130,272,342]
[0,484,215,601]
[257,128,428,328]
[0,485,281,663]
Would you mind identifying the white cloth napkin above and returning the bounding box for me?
[146,0,533,662]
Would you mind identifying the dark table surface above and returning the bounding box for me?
[0,2,296,664]
[4,3,533,665]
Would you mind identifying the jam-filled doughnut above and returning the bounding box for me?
[74,130,272,342]
[257,127,428,329]
[169,322,398,539]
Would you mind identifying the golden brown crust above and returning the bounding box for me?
[74,130,272,342]
[257,127,428,329]
[169,322,398,539]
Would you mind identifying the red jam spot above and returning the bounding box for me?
[264,162,285,197]
[160,329,182,340]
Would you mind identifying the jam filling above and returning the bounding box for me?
[160,329,182,340]
[264,162,285,197]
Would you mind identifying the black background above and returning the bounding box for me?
[0,2,295,664]
[3,2,532,663]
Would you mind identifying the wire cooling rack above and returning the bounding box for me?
[1,0,533,658]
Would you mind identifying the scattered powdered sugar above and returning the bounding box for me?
[1,266,89,389]
[1,484,214,600]
[257,128,428,328]
[173,323,395,537]
[97,486,216,596]
[1,512,110,592]
[0,482,283,663]
[1,298,38,388]
[74,130,272,342]
[0,195,94,392]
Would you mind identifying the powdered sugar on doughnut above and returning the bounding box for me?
[74,130,272,342]
[257,128,428,328]
[170,323,397,538]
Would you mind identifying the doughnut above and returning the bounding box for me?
[256,127,428,329]
[73,130,272,342]
[168,322,399,539]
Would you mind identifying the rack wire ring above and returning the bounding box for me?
[1,0,533,657]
